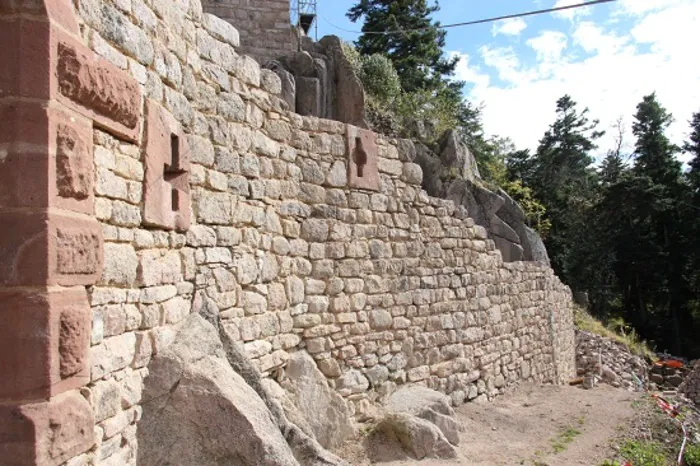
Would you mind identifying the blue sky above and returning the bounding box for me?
[313,0,700,162]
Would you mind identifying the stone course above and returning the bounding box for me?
[202,0,295,63]
[0,1,576,464]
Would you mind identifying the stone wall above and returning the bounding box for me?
[0,1,575,464]
[202,0,295,63]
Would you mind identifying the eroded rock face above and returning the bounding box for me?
[139,314,300,466]
[386,386,461,446]
[403,134,551,264]
[280,352,355,449]
[269,35,368,127]
[376,413,458,460]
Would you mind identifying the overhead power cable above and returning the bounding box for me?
[322,0,618,35]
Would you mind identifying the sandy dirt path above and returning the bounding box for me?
[342,383,640,465]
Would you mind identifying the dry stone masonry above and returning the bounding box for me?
[0,0,575,464]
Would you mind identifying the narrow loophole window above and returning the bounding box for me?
[170,134,180,169]
[171,188,180,211]
[353,136,367,178]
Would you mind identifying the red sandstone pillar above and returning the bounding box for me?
[0,1,139,464]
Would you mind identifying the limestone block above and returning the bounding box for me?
[203,13,240,47]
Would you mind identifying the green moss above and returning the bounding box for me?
[551,426,582,454]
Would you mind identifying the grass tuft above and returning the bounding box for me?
[574,306,656,360]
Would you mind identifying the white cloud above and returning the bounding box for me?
[492,17,528,36]
[450,52,490,89]
[527,30,569,63]
[454,0,700,164]
[552,0,593,21]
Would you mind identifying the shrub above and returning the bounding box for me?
[359,54,402,106]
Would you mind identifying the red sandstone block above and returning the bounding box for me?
[0,0,80,34]
[347,125,380,191]
[143,100,192,231]
[0,102,94,212]
[0,211,102,287]
[0,211,51,286]
[51,111,95,215]
[0,289,91,402]
[47,213,104,286]
[0,19,52,101]
[0,391,94,465]
[53,32,141,142]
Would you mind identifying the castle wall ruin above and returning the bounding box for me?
[0,1,575,464]
[202,0,295,63]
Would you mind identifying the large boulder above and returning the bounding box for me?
[139,314,300,466]
[279,352,355,449]
[439,129,481,183]
[524,226,550,266]
[376,413,458,460]
[318,35,368,128]
[385,386,461,446]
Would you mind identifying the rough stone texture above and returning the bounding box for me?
[8,1,577,464]
[56,39,141,141]
[56,122,93,200]
[0,391,95,466]
[347,125,379,191]
[376,413,457,460]
[385,386,460,445]
[576,330,649,391]
[202,0,294,63]
[438,129,480,183]
[143,100,191,231]
[139,314,300,466]
[281,351,355,449]
[409,136,551,264]
[264,61,296,111]
[679,360,700,406]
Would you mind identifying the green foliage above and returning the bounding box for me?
[574,307,655,359]
[340,40,362,76]
[619,441,667,466]
[685,442,700,466]
[347,0,458,93]
[550,427,581,454]
[358,54,402,106]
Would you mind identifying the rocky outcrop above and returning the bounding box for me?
[263,36,368,127]
[403,134,550,264]
[139,314,348,466]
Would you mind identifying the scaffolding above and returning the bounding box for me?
[290,0,318,41]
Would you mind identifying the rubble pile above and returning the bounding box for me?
[679,360,700,406]
[576,330,649,391]
[649,360,690,390]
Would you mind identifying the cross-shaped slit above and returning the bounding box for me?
[353,136,367,178]
[165,133,186,213]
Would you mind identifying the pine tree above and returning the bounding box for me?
[609,93,688,354]
[530,95,603,280]
[347,0,459,93]
[684,111,700,192]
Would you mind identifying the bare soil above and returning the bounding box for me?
[339,383,641,465]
